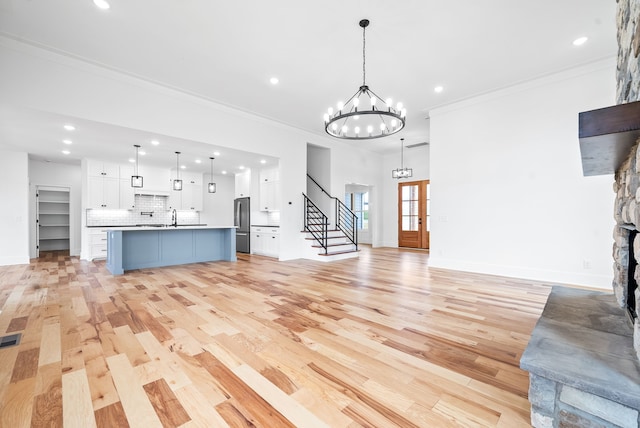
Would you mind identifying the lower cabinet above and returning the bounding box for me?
[251,226,279,258]
[88,228,108,260]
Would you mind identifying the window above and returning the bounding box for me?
[345,191,369,230]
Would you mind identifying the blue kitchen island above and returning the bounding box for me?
[105,226,236,275]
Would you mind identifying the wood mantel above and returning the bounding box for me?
[579,100,640,176]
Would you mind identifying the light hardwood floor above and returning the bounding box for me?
[0,246,551,427]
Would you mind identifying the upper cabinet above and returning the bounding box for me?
[235,170,251,198]
[168,171,203,211]
[87,161,120,209]
[259,167,280,211]
[87,161,119,179]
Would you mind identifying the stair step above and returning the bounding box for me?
[305,235,347,241]
[312,242,354,248]
[319,248,359,256]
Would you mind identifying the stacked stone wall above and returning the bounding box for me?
[613,0,640,362]
[617,0,640,103]
[612,142,640,360]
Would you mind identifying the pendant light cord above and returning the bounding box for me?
[362,23,366,87]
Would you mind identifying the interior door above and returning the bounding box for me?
[398,180,429,249]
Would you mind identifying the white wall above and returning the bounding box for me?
[381,144,431,247]
[200,173,234,226]
[429,59,616,289]
[0,37,384,261]
[29,159,82,257]
[0,151,29,265]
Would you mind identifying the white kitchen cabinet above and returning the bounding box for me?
[87,161,119,178]
[119,179,136,209]
[251,226,279,258]
[88,175,120,209]
[235,170,251,198]
[133,165,172,193]
[259,168,280,211]
[87,228,108,260]
[168,171,203,211]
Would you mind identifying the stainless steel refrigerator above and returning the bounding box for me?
[234,197,250,253]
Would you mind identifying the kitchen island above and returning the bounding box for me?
[105,226,236,275]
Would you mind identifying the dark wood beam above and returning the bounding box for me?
[579,100,640,176]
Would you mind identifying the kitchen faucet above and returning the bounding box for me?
[171,208,177,227]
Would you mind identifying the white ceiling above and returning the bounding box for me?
[0,0,617,173]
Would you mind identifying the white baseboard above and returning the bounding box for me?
[428,257,612,290]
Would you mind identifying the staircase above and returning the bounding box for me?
[302,176,358,261]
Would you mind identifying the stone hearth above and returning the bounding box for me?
[520,286,640,428]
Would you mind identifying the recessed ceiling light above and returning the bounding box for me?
[63,124,75,131]
[151,140,160,146]
[63,139,72,145]
[93,0,110,10]
[239,165,245,170]
[128,158,135,163]
[62,150,70,155]
[139,150,146,156]
[260,159,266,164]
[213,151,220,156]
[434,85,444,93]
[180,165,186,169]
[221,170,227,175]
[270,77,279,85]
[573,36,588,46]
[195,159,201,164]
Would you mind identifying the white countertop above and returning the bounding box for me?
[99,225,237,231]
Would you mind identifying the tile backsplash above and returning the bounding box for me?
[86,195,200,226]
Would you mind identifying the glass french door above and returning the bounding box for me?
[398,180,429,249]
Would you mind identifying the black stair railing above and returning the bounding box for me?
[306,174,358,250]
[303,193,328,254]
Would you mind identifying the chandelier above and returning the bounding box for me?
[392,138,412,179]
[324,19,406,140]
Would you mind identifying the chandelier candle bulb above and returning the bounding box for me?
[323,19,405,140]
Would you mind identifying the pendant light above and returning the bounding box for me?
[324,19,406,140]
[392,138,412,179]
[131,144,143,188]
[208,157,217,193]
[173,151,182,191]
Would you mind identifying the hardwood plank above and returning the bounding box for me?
[232,363,329,428]
[105,353,163,427]
[143,378,191,428]
[62,368,98,428]
[83,342,119,410]
[173,384,231,428]
[113,324,151,367]
[31,366,63,428]
[1,377,36,428]
[135,330,192,391]
[94,401,130,428]
[10,347,40,383]
[195,351,296,427]
[38,322,62,367]
[6,315,29,333]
